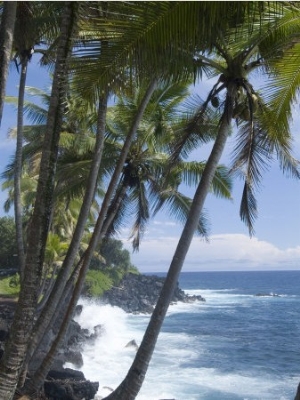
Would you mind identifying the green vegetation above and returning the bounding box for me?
[0,274,20,297]
[0,219,137,298]
[0,217,19,269]
[84,270,113,297]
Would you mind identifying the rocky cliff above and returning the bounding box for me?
[100,272,205,313]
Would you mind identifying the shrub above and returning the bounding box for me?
[84,270,113,297]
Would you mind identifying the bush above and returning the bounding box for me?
[84,270,113,297]
[0,274,20,297]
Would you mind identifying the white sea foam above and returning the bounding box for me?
[65,299,299,400]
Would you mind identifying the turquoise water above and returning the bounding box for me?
[75,270,300,399]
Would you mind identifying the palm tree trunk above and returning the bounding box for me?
[0,4,76,399]
[0,1,17,126]
[14,59,27,283]
[103,88,235,400]
[101,180,129,237]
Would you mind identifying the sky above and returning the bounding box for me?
[1,55,300,273]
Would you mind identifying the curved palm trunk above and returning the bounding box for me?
[101,180,129,236]
[104,89,235,400]
[26,257,82,386]
[0,1,17,126]
[25,79,158,393]
[0,4,76,399]
[14,59,28,283]
[36,261,59,313]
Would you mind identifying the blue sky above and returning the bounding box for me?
[1,55,300,273]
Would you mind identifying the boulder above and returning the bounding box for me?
[45,368,99,400]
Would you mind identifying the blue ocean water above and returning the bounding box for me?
[73,270,300,400]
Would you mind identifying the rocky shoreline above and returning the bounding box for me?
[0,273,205,399]
[100,272,205,313]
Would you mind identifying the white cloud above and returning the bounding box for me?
[153,221,177,227]
[123,233,300,272]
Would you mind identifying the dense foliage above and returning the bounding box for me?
[0,217,18,269]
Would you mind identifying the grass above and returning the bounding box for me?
[0,274,20,298]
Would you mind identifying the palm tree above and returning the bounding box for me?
[12,1,61,281]
[0,1,17,125]
[13,2,37,282]
[103,81,232,249]
[103,12,300,400]
[0,3,78,398]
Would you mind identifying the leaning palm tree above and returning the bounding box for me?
[102,80,225,249]
[103,13,300,400]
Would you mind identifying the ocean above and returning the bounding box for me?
[70,270,300,400]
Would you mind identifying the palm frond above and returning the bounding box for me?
[6,93,48,125]
[177,161,232,199]
[240,182,257,236]
[129,181,150,251]
[230,120,272,233]
[263,43,300,129]
[152,188,210,239]
[71,2,267,102]
[169,95,221,165]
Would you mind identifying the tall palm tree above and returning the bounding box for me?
[0,3,78,398]
[2,2,63,283]
[13,1,37,282]
[103,13,300,400]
